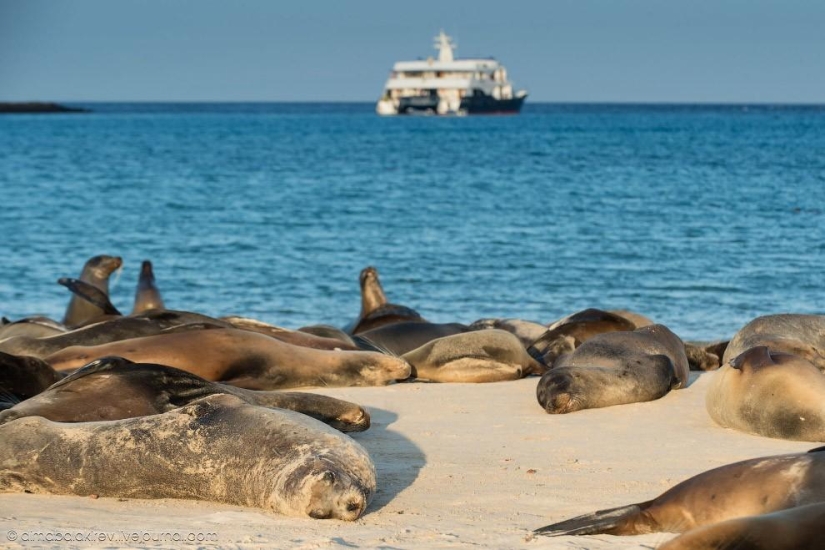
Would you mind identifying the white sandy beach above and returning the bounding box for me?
[0,372,815,549]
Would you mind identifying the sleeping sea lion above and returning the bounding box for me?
[0,356,370,432]
[0,393,376,520]
[534,447,825,537]
[706,346,825,441]
[44,328,412,390]
[536,324,689,414]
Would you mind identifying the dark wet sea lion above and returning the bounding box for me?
[659,501,825,550]
[0,356,370,432]
[44,328,411,390]
[0,351,63,410]
[527,308,637,366]
[534,447,825,537]
[401,329,546,383]
[468,318,548,348]
[132,260,165,313]
[0,393,376,520]
[223,316,362,351]
[723,314,825,371]
[345,266,425,335]
[0,316,66,341]
[62,255,122,328]
[355,321,471,356]
[536,324,689,414]
[706,346,825,441]
[0,309,234,359]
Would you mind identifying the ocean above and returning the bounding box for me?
[1,102,823,341]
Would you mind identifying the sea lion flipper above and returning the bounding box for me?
[807,445,825,454]
[0,388,21,410]
[533,502,648,537]
[58,278,122,316]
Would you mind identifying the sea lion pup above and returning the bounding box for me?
[0,393,376,520]
[723,313,825,371]
[61,254,123,328]
[706,346,825,441]
[0,316,66,341]
[44,328,412,390]
[0,351,63,410]
[344,266,425,335]
[401,329,546,383]
[658,501,825,550]
[527,309,637,367]
[355,321,472,356]
[533,447,825,537]
[468,318,548,348]
[131,260,165,314]
[536,324,689,414]
[0,309,234,359]
[222,316,362,351]
[0,356,370,432]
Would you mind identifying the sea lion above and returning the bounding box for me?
[0,309,234,359]
[355,321,471,356]
[0,356,370,432]
[61,255,122,328]
[223,316,362,351]
[468,318,548,348]
[706,346,825,441]
[0,316,66,341]
[534,447,825,537]
[723,314,825,371]
[344,266,425,334]
[44,328,412,390]
[132,260,165,313]
[527,309,637,367]
[608,309,655,328]
[0,351,63,410]
[536,324,689,414]
[0,393,376,520]
[658,501,825,550]
[298,325,360,346]
[401,329,546,383]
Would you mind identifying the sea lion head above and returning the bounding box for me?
[358,266,387,314]
[536,368,588,414]
[332,351,412,386]
[83,255,123,282]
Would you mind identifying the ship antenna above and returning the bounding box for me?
[434,30,455,62]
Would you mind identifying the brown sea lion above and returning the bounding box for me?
[0,351,63,410]
[344,266,425,334]
[223,316,362,351]
[706,346,825,441]
[0,316,66,341]
[401,329,546,383]
[0,356,370,432]
[723,314,825,372]
[355,321,471,356]
[131,260,165,313]
[527,308,637,367]
[0,309,234,359]
[534,447,825,537]
[468,318,548,348]
[0,393,375,520]
[61,255,122,328]
[536,324,689,414]
[44,328,411,390]
[658,501,825,550]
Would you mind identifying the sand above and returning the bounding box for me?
[0,372,815,549]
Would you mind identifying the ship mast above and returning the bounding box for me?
[434,30,455,62]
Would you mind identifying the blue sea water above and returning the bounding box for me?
[1,102,823,341]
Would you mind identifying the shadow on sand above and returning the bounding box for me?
[348,406,425,514]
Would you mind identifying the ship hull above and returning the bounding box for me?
[460,95,526,115]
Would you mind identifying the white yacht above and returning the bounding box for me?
[376,31,528,116]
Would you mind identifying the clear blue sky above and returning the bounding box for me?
[2,0,823,103]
